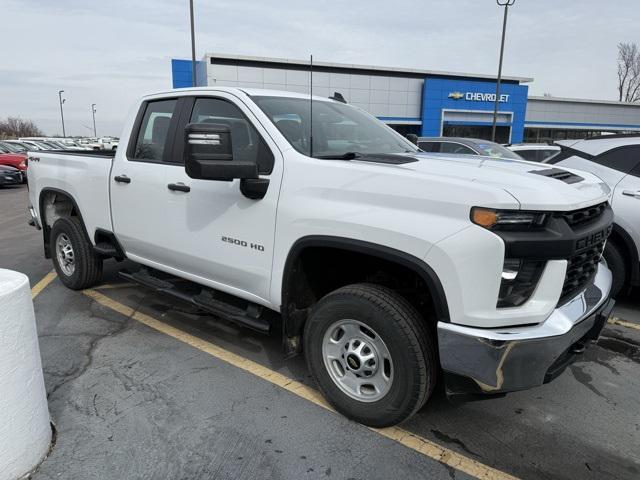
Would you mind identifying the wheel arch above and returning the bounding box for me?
[280,235,450,353]
[609,223,640,286]
[39,187,92,259]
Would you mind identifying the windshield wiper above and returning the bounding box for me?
[315,152,362,160]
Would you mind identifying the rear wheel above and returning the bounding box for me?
[50,217,103,290]
[603,241,626,298]
[304,283,436,427]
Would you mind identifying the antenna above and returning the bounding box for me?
[309,54,313,158]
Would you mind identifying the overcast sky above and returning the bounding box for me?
[1,0,636,137]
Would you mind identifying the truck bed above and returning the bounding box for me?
[28,150,115,241]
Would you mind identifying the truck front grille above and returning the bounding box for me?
[562,202,608,227]
[560,241,606,303]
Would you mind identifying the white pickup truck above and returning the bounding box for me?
[27,87,615,427]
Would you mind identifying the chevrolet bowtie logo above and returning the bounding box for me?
[448,91,465,100]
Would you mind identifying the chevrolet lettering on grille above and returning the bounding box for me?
[575,225,612,251]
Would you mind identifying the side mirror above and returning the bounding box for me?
[406,133,418,145]
[184,123,258,181]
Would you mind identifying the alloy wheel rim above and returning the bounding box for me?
[322,319,394,403]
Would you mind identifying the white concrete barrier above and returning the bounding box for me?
[0,269,51,480]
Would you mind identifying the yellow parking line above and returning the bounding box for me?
[31,270,57,299]
[82,288,518,480]
[608,317,640,331]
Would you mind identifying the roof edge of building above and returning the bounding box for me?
[529,95,640,107]
[204,53,534,84]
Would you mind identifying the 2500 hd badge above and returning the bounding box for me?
[221,235,265,252]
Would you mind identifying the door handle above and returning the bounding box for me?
[167,182,190,193]
[114,175,131,184]
[622,190,640,199]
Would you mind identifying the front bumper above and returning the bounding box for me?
[0,172,22,185]
[437,262,614,396]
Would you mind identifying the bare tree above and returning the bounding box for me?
[617,42,640,102]
[0,117,44,139]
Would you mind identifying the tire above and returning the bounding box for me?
[50,216,103,290]
[304,283,436,427]
[603,241,626,298]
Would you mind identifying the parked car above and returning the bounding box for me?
[0,151,27,182]
[3,140,38,152]
[417,137,524,160]
[0,164,23,186]
[507,144,561,163]
[19,140,50,151]
[28,87,614,427]
[549,134,640,297]
[86,137,119,151]
[0,141,28,154]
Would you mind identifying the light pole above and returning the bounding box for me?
[189,0,197,87]
[58,90,66,138]
[491,0,515,143]
[91,104,97,137]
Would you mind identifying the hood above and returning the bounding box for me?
[364,152,611,211]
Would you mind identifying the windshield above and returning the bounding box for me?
[252,96,418,158]
[473,141,522,160]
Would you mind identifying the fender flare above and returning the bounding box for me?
[281,235,451,340]
[611,223,640,286]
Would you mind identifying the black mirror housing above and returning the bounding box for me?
[184,123,258,181]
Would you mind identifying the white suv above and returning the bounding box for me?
[551,135,640,296]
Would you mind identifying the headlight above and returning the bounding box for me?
[471,207,548,231]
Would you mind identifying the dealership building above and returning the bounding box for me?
[171,53,640,144]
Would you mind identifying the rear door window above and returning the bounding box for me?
[132,99,178,162]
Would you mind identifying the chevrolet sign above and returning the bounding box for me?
[448,91,510,103]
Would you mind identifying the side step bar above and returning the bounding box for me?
[118,268,271,333]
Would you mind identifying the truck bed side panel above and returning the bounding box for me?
[28,152,114,243]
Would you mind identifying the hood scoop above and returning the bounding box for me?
[529,167,584,184]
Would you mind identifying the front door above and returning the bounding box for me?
[161,93,283,304]
[613,163,640,261]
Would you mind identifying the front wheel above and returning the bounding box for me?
[50,217,103,290]
[304,283,436,427]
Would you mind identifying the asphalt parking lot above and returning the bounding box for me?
[2,184,639,480]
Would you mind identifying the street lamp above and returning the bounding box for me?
[189,0,197,87]
[91,104,97,137]
[58,90,66,138]
[491,0,515,143]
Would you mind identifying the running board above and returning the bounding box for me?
[118,268,271,333]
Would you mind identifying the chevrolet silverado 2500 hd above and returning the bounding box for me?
[27,87,615,427]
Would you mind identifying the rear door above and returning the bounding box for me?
[160,93,284,304]
[110,97,181,265]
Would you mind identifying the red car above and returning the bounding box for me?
[0,148,27,182]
